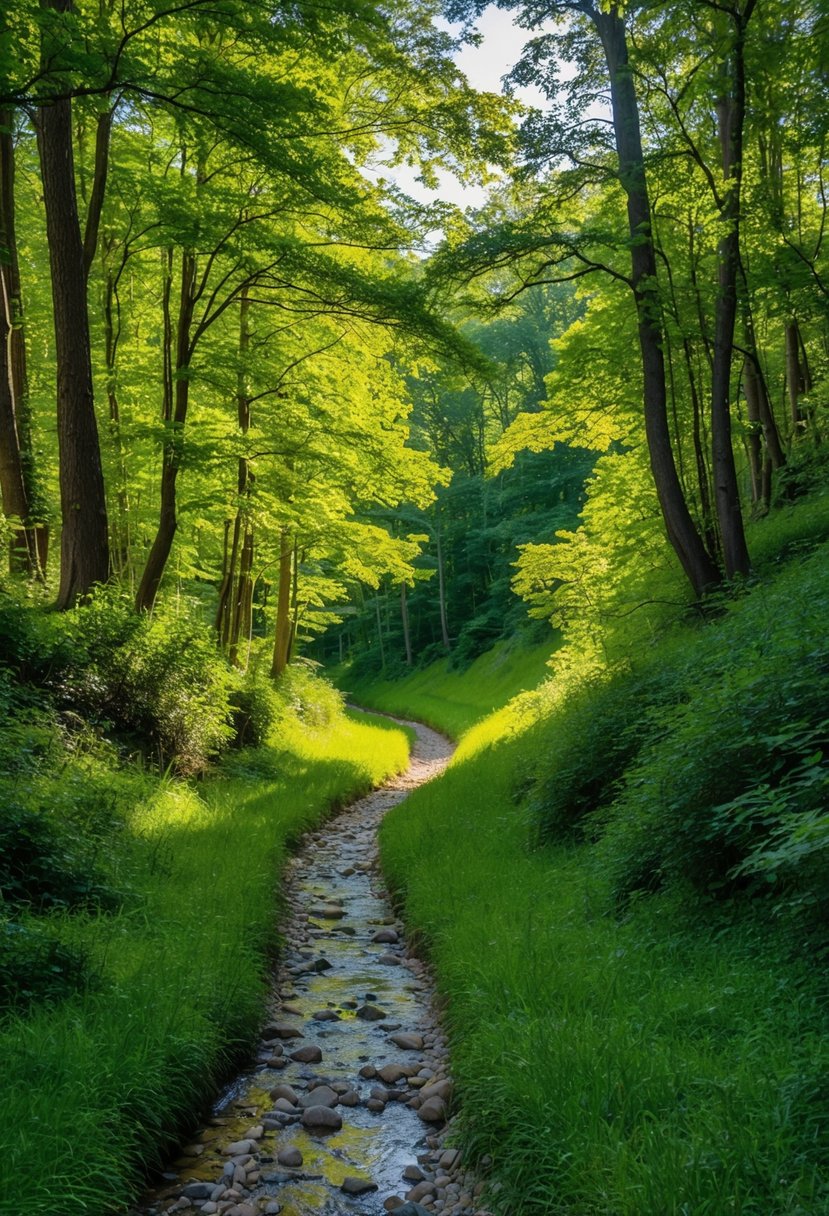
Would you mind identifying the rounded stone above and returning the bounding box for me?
[301,1105,342,1131]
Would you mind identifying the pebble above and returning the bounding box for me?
[277,1147,303,1167]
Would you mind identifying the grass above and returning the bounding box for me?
[380,714,829,1215]
[340,638,554,740]
[373,498,829,1215]
[0,701,410,1216]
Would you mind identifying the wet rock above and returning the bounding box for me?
[417,1097,447,1124]
[311,1009,340,1021]
[300,1105,342,1131]
[390,1032,424,1051]
[341,1177,379,1196]
[308,905,345,919]
[421,1079,453,1103]
[264,1203,282,1215]
[223,1140,257,1156]
[366,1098,386,1113]
[372,928,399,944]
[378,1064,409,1085]
[241,1125,263,1140]
[269,1084,299,1104]
[299,1085,338,1109]
[356,1004,387,1021]
[403,1166,426,1182]
[359,1064,377,1079]
[384,1199,406,1212]
[181,1184,212,1200]
[312,957,333,972]
[393,1204,434,1216]
[339,1089,360,1106]
[263,1023,303,1041]
[439,1150,461,1171]
[290,1045,322,1064]
[277,1147,303,1167]
[227,1204,258,1216]
[406,1182,436,1203]
[271,1098,298,1114]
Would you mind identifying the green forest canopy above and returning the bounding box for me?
[0,0,827,669]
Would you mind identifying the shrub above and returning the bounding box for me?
[0,787,121,913]
[0,918,93,1015]
[594,547,829,920]
[527,646,689,845]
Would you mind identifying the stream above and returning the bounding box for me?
[132,716,490,1216]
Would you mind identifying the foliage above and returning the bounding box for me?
[377,510,829,1212]
[0,918,93,1015]
[0,674,411,1215]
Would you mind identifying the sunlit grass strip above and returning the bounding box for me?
[0,707,409,1216]
[344,639,554,740]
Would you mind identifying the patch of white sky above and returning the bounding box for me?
[364,4,554,213]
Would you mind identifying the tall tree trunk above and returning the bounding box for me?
[374,591,386,669]
[271,529,293,678]
[135,247,196,611]
[220,290,255,664]
[35,5,109,606]
[0,110,44,575]
[595,8,720,596]
[401,581,413,667]
[786,319,813,435]
[435,522,451,651]
[709,8,753,579]
[742,355,766,512]
[103,264,132,577]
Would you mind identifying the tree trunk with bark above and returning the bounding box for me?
[35,7,109,606]
[0,110,45,575]
[401,581,413,667]
[709,11,752,579]
[135,247,196,611]
[271,529,293,678]
[594,7,721,597]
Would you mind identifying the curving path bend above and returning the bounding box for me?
[133,715,493,1216]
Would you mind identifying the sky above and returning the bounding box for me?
[367,4,551,212]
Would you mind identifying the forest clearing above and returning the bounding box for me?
[1,1,829,1213]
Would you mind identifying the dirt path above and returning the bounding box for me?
[133,715,490,1216]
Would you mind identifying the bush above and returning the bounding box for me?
[62,596,235,773]
[0,786,121,913]
[0,918,93,1014]
[526,652,688,845]
[593,547,829,920]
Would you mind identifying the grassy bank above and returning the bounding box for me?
[375,534,829,1214]
[0,698,409,1216]
[340,639,553,739]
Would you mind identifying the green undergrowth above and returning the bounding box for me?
[379,520,829,1213]
[0,687,409,1216]
[340,638,554,739]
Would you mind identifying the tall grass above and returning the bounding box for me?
[0,705,409,1216]
[381,719,829,1214]
[377,516,829,1214]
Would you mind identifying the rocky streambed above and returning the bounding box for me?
[132,715,493,1216]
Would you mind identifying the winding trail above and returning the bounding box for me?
[134,716,490,1216]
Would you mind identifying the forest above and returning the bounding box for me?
[1,0,828,1213]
